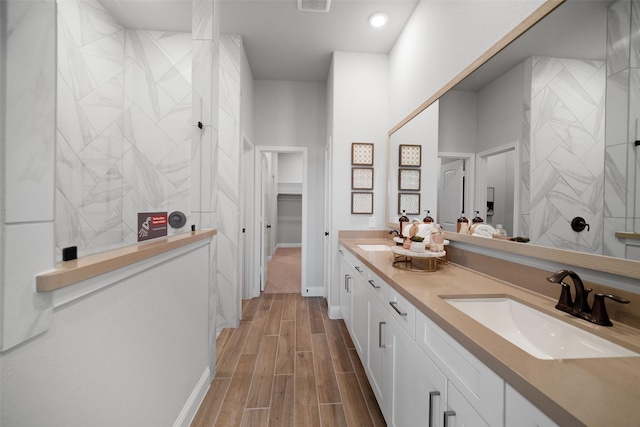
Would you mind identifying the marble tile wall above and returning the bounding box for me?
[56,0,193,258]
[604,0,640,260]
[215,35,242,333]
[2,0,57,350]
[529,56,606,253]
[191,0,221,379]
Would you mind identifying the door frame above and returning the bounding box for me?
[253,146,308,296]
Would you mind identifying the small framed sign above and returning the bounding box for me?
[398,193,420,215]
[138,212,168,242]
[351,142,374,166]
[399,144,421,167]
[352,192,374,214]
[352,167,374,190]
[399,168,421,191]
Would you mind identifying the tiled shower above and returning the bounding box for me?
[56,0,193,258]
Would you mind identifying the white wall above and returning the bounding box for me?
[1,243,211,427]
[389,0,546,126]
[329,52,389,310]
[278,152,304,184]
[253,80,326,293]
[439,90,478,153]
[477,62,525,153]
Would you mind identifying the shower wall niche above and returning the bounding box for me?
[56,0,193,257]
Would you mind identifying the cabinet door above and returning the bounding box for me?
[505,384,558,427]
[367,294,389,418]
[389,316,447,427]
[339,258,352,327]
[445,382,490,427]
[350,270,368,360]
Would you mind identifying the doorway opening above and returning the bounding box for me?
[254,147,308,296]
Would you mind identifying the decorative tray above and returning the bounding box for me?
[390,246,446,258]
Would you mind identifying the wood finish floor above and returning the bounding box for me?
[191,293,386,427]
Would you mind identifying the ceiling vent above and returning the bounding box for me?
[297,0,331,13]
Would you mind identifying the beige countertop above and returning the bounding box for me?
[339,237,640,427]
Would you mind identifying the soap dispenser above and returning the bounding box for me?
[456,211,469,233]
[423,210,434,223]
[472,210,484,223]
[399,210,409,238]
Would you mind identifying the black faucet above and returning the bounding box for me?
[547,269,629,327]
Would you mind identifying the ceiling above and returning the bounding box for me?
[99,0,419,82]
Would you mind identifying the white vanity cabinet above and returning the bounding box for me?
[339,245,555,427]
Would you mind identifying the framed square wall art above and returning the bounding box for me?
[352,167,374,190]
[399,144,421,167]
[398,193,420,215]
[351,142,374,166]
[352,192,373,214]
[399,168,420,191]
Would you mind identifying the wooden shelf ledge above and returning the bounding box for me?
[616,231,640,240]
[36,229,217,292]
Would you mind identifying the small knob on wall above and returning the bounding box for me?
[571,217,590,232]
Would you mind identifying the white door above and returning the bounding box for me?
[260,153,270,292]
[439,159,465,232]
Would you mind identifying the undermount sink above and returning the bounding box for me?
[444,297,639,360]
[357,245,391,252]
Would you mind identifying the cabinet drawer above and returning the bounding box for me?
[387,286,416,339]
[366,270,389,305]
[416,310,503,427]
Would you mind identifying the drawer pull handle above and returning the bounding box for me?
[443,410,456,427]
[339,249,344,254]
[378,321,387,348]
[368,279,380,290]
[389,301,407,317]
[354,266,363,273]
[428,391,440,427]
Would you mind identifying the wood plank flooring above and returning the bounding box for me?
[191,293,386,427]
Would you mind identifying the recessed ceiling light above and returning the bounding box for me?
[369,12,389,28]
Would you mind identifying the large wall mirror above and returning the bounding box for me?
[387,0,640,278]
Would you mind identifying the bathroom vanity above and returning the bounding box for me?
[338,235,640,427]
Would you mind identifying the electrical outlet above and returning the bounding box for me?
[369,217,376,228]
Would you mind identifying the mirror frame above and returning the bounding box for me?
[385,0,640,281]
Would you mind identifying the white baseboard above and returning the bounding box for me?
[174,367,210,427]
[328,305,343,320]
[303,286,324,297]
[275,243,302,249]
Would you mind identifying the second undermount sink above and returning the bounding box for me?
[357,245,391,252]
[444,297,639,360]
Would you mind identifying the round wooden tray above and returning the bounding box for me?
[390,246,446,272]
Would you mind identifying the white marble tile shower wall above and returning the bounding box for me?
[191,0,221,379]
[604,0,640,260]
[529,56,606,253]
[2,0,56,351]
[56,0,192,258]
[215,35,243,333]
